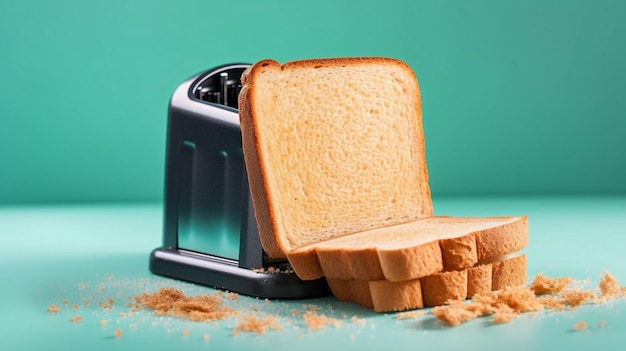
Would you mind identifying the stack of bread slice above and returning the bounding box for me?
[238,57,528,312]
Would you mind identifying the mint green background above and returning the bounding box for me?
[1,0,626,204]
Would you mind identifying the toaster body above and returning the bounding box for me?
[149,63,329,298]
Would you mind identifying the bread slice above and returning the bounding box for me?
[327,254,527,312]
[239,57,432,259]
[238,58,529,312]
[287,216,527,281]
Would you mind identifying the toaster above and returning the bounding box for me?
[149,63,329,298]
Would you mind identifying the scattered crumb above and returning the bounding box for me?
[302,304,321,312]
[181,329,189,336]
[252,266,295,274]
[72,304,78,309]
[47,304,60,313]
[599,320,606,328]
[395,310,428,320]
[573,320,587,331]
[432,271,625,327]
[599,271,620,299]
[351,316,366,324]
[84,301,91,307]
[114,329,122,338]
[303,311,342,331]
[492,311,518,324]
[431,303,482,326]
[228,292,239,301]
[291,309,300,316]
[134,288,235,322]
[62,299,68,304]
[529,273,573,295]
[69,316,83,323]
[536,295,566,311]
[100,319,108,326]
[559,289,595,307]
[203,333,211,340]
[233,316,280,335]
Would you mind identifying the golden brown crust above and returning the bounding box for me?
[440,234,478,271]
[475,216,528,260]
[285,245,324,279]
[467,263,493,298]
[378,241,443,281]
[326,279,374,309]
[492,254,527,290]
[369,279,424,312]
[421,270,468,307]
[239,62,285,258]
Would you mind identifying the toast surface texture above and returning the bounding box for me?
[239,58,432,258]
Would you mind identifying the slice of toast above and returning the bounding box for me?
[239,58,432,259]
[327,254,527,312]
[287,216,527,281]
[239,57,529,311]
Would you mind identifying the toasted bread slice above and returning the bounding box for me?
[239,58,432,259]
[328,254,527,312]
[288,216,527,281]
[239,58,529,312]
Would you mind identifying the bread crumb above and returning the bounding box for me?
[433,271,625,327]
[233,316,279,335]
[351,316,366,324]
[252,266,295,274]
[559,289,595,307]
[100,319,107,326]
[573,320,587,331]
[114,329,122,338]
[536,296,566,311]
[47,304,60,313]
[432,302,482,326]
[302,304,321,312]
[291,309,300,316]
[303,311,342,331]
[134,288,235,322]
[492,311,518,324]
[529,273,573,295]
[181,329,189,336]
[598,271,620,298]
[203,333,211,340]
[69,316,83,323]
[395,310,428,320]
[599,320,606,328]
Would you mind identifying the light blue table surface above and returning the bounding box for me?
[1,195,625,350]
